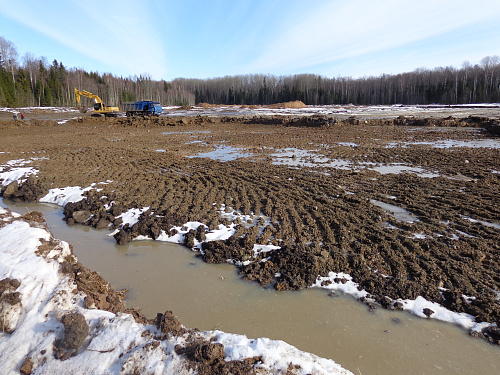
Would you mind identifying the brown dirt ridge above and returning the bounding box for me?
[1,110,499,345]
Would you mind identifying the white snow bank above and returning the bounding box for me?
[0,159,39,186]
[312,272,369,300]
[116,207,150,227]
[396,296,491,332]
[0,106,79,114]
[312,272,495,335]
[57,117,80,125]
[155,220,237,245]
[0,208,352,375]
[40,182,107,207]
[0,167,38,186]
[214,331,352,375]
[40,186,92,206]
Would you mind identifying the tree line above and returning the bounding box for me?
[0,36,194,108]
[1,36,499,108]
[176,56,500,106]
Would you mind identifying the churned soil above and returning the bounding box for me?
[1,108,499,345]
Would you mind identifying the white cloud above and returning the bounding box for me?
[0,0,168,79]
[2,0,499,79]
[244,0,500,74]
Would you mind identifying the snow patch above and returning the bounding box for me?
[312,272,369,300]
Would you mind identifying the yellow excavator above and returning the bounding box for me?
[74,88,119,117]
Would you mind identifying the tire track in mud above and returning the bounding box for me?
[1,116,499,344]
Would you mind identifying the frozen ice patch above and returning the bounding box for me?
[409,233,427,239]
[39,184,98,207]
[462,216,500,229]
[371,200,419,223]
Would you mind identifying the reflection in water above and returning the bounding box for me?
[370,199,420,223]
[188,145,253,161]
[1,199,499,375]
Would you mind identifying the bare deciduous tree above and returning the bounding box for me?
[0,36,19,83]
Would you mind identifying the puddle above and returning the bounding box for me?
[386,139,500,149]
[407,127,481,133]
[371,199,419,223]
[271,148,440,177]
[188,145,253,161]
[271,148,353,169]
[368,163,440,177]
[162,130,212,135]
[2,199,500,375]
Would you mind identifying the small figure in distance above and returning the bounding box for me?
[13,112,18,120]
[20,113,25,120]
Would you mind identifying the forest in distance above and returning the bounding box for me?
[1,36,500,109]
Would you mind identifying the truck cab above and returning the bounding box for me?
[144,101,163,116]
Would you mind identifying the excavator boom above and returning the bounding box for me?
[74,88,119,117]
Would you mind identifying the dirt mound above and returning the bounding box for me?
[53,312,89,361]
[156,310,187,336]
[0,278,22,333]
[1,175,47,202]
[265,100,307,109]
[175,336,261,374]
[482,120,500,137]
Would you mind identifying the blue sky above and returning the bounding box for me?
[1,0,499,81]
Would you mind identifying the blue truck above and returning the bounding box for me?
[122,101,163,117]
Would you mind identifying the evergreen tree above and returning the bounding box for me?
[0,66,15,106]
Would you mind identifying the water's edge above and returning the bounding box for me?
[2,199,499,375]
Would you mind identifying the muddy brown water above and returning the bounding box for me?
[2,199,499,375]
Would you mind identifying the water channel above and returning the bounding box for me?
[1,199,499,375]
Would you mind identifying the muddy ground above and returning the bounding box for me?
[1,107,499,345]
